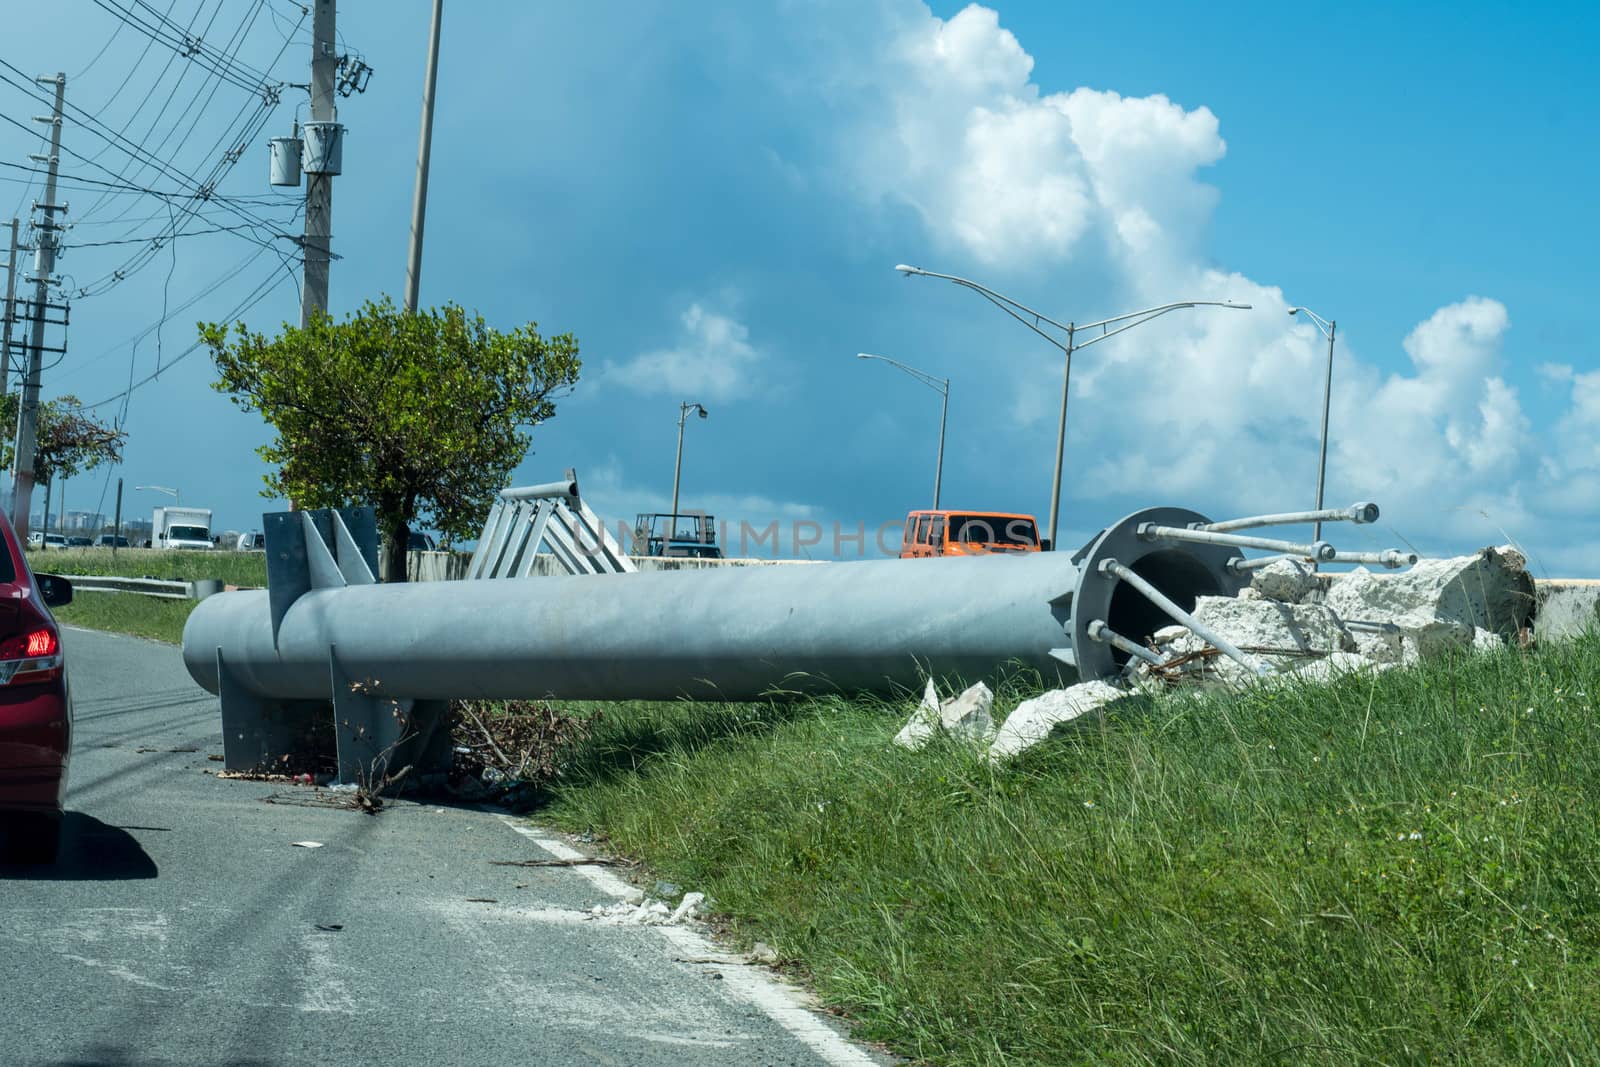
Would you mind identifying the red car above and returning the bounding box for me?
[0,509,73,864]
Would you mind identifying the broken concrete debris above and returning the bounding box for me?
[1325,546,1534,663]
[986,682,1129,764]
[1250,557,1319,604]
[901,544,1538,764]
[893,680,996,750]
[589,891,706,926]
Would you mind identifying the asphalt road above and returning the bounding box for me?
[0,627,887,1067]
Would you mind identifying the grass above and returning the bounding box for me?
[536,639,1600,1065]
[53,590,196,645]
[25,547,267,586]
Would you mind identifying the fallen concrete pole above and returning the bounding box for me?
[182,504,1246,779]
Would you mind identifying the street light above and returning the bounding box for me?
[1287,306,1338,563]
[857,352,949,509]
[670,401,708,536]
[135,484,180,504]
[895,264,1252,549]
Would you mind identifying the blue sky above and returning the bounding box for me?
[1,1,1595,571]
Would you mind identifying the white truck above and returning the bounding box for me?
[153,505,214,550]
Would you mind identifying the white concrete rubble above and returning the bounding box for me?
[1143,596,1356,685]
[1251,558,1318,604]
[588,891,705,926]
[987,681,1128,763]
[893,680,996,750]
[1324,546,1534,645]
[891,678,943,750]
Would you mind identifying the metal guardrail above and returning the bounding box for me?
[62,575,198,600]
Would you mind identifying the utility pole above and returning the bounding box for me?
[300,0,337,328]
[112,477,123,558]
[404,0,443,314]
[2,218,19,400]
[11,73,66,544]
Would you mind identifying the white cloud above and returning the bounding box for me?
[822,2,1557,555]
[838,3,1224,270]
[606,303,763,401]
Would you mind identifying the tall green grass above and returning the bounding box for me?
[540,640,1600,1064]
[53,590,196,644]
[26,547,267,586]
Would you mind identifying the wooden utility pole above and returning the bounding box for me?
[11,73,66,543]
[300,0,337,328]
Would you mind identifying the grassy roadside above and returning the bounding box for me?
[26,547,267,586]
[52,590,196,644]
[47,587,1600,1060]
[538,641,1600,1064]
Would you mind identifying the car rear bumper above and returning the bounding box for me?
[0,685,69,813]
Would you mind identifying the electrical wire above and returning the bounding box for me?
[68,251,293,412]
[84,0,270,231]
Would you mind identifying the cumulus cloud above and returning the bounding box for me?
[606,304,762,401]
[840,3,1224,270]
[823,2,1566,558]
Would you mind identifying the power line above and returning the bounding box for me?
[67,220,292,247]
[0,59,286,224]
[69,252,293,412]
[89,0,278,95]
[81,0,271,230]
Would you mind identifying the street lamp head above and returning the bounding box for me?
[894,264,919,276]
[695,404,708,419]
[1287,307,1303,316]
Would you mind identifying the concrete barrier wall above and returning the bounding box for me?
[1534,579,1600,642]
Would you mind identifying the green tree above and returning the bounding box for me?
[201,297,581,580]
[0,393,127,484]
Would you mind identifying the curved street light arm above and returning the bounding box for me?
[1072,300,1252,352]
[857,353,947,395]
[896,264,1074,343]
[1289,305,1334,339]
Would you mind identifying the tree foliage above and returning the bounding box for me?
[0,393,127,484]
[200,297,581,579]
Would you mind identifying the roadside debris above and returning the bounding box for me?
[291,841,324,849]
[439,698,601,808]
[589,891,705,926]
[490,857,630,869]
[986,682,1130,764]
[962,544,1538,764]
[893,680,996,751]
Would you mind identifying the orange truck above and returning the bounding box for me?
[899,510,1042,558]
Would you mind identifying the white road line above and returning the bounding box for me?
[494,815,641,900]
[494,814,882,1067]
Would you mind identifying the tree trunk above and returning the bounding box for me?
[383,510,410,583]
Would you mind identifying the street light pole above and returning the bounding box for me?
[670,401,708,530]
[857,352,950,509]
[895,264,1251,549]
[1288,306,1338,560]
[135,484,180,504]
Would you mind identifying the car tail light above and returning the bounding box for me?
[0,626,62,685]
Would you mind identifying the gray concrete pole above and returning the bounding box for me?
[1044,325,1075,550]
[1,218,18,400]
[300,0,336,329]
[670,402,686,522]
[933,381,947,510]
[1311,320,1336,566]
[11,73,66,544]
[403,0,443,314]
